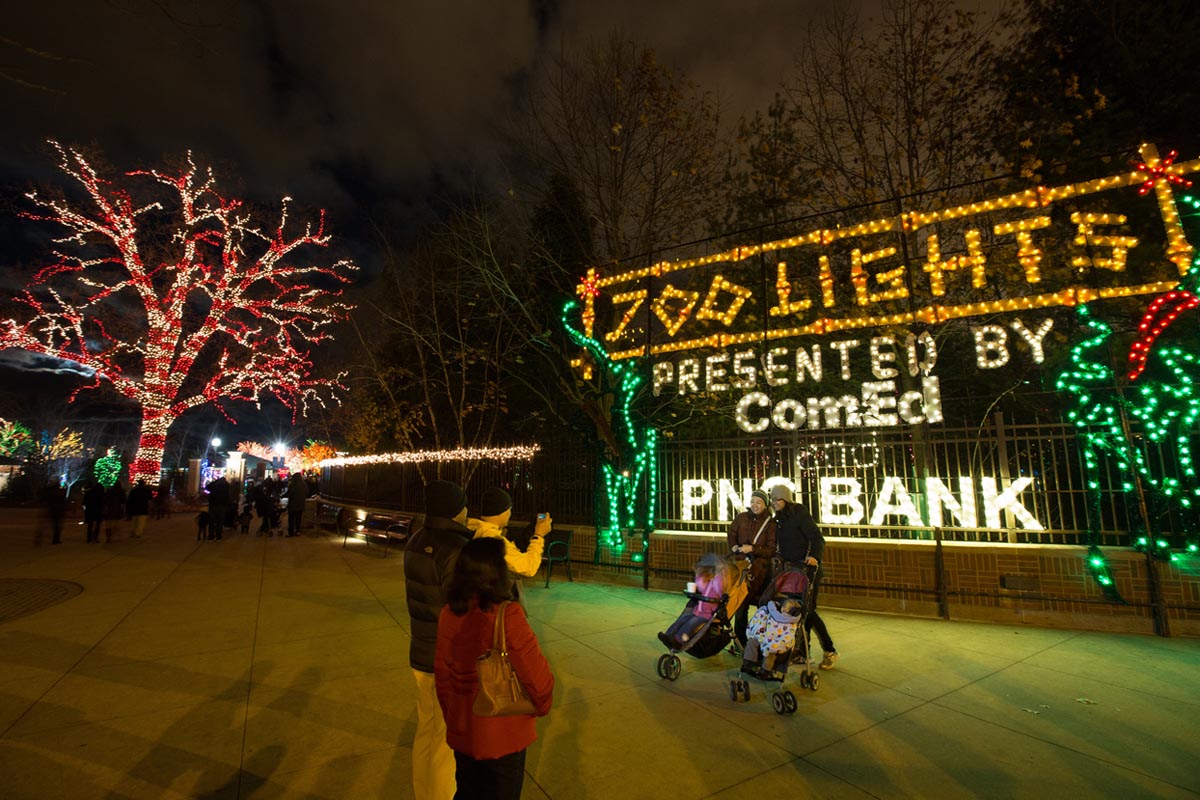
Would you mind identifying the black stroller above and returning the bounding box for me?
[654,557,751,681]
[728,564,818,714]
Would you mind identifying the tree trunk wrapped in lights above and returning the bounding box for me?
[1,142,357,482]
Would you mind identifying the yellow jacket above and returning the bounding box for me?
[467,518,545,577]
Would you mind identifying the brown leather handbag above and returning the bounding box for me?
[742,517,774,602]
[473,601,537,717]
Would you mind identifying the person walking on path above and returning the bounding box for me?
[38,484,68,545]
[436,537,554,800]
[104,482,126,543]
[403,480,472,800]
[82,481,104,543]
[770,484,839,669]
[466,487,549,605]
[285,472,308,537]
[126,479,153,539]
[726,488,777,649]
[153,478,171,518]
[252,481,276,536]
[205,475,229,541]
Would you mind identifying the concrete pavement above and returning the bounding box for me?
[0,508,1197,799]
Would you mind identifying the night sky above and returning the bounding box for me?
[0,0,998,447]
[1,0,829,232]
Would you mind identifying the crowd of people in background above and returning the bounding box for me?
[39,476,166,546]
[35,470,319,545]
[200,472,317,541]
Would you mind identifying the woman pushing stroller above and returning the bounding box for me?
[726,489,776,652]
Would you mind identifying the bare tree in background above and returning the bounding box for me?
[786,0,1007,211]
[516,33,727,265]
[714,0,1071,454]
[342,205,530,481]
[506,35,733,457]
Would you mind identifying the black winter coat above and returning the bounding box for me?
[83,485,105,519]
[126,484,152,517]
[403,516,470,672]
[206,478,229,511]
[775,501,824,566]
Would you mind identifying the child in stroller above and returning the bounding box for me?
[730,566,819,713]
[655,553,740,680]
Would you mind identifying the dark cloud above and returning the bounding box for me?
[0,0,1009,261]
[0,0,840,214]
[0,349,93,376]
[1,1,541,215]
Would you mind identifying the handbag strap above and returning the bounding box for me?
[752,516,770,545]
[492,600,510,654]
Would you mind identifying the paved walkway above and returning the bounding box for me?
[0,508,1197,799]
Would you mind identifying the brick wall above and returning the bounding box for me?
[549,526,1200,636]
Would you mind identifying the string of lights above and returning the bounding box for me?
[318,444,541,469]
[574,144,1199,360]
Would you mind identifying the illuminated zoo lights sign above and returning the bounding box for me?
[575,144,1199,436]
[575,145,1197,359]
[651,317,1056,433]
[680,476,1043,530]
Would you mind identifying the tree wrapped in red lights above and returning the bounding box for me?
[1,142,357,482]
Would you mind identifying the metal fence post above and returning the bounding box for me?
[934,526,950,620]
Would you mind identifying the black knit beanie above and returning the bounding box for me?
[425,480,467,518]
[479,487,513,517]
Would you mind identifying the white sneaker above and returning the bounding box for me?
[819,650,839,670]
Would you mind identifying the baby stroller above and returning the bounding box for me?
[728,565,818,714]
[654,557,752,681]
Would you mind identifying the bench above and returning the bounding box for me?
[338,508,415,557]
[540,529,574,587]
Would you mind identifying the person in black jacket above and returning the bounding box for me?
[403,479,471,800]
[126,479,153,539]
[770,484,839,670]
[205,475,229,541]
[285,472,308,537]
[82,481,105,543]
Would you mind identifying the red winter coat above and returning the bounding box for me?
[435,599,554,760]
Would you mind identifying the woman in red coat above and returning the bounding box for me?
[435,537,554,799]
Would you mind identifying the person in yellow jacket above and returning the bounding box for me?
[467,488,549,602]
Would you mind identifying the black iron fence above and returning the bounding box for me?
[320,414,1193,550]
[319,440,598,525]
[656,413,1195,547]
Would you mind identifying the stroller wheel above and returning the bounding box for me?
[797,671,810,689]
[783,691,798,714]
[741,681,751,701]
[729,681,740,702]
[808,672,820,692]
[771,692,786,714]
[665,655,682,681]
[656,654,671,679]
